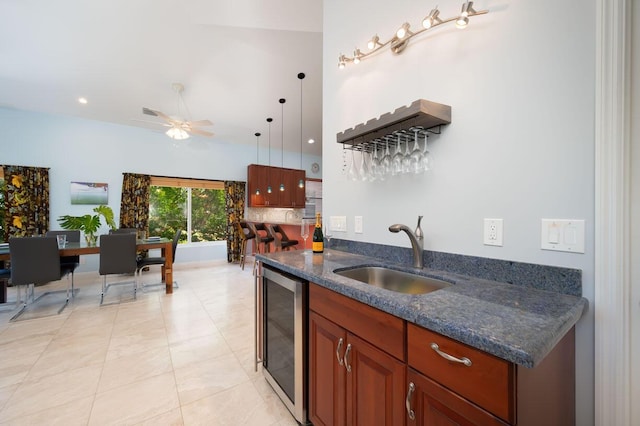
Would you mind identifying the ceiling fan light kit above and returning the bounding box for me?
[142,83,214,140]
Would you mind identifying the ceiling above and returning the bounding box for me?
[0,0,324,157]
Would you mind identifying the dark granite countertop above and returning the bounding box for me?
[256,249,588,368]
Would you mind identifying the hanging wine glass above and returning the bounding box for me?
[409,127,425,174]
[381,136,393,177]
[369,140,382,182]
[421,131,431,172]
[391,131,404,176]
[347,149,360,181]
[402,133,412,174]
[359,147,371,182]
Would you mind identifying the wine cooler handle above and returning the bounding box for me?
[336,338,344,366]
[344,343,352,372]
[406,382,416,421]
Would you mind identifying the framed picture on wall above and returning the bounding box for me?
[70,181,108,205]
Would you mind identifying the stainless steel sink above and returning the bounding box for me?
[333,266,451,295]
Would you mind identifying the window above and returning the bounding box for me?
[0,169,4,238]
[148,177,226,243]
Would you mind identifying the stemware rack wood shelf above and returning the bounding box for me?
[336,99,452,153]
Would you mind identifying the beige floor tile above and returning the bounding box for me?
[89,371,180,426]
[106,325,169,361]
[174,353,251,405]
[0,262,296,425]
[169,332,231,370]
[1,364,102,422]
[0,395,94,426]
[135,407,184,426]
[180,381,282,426]
[98,344,173,393]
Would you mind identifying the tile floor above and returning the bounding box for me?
[0,259,297,425]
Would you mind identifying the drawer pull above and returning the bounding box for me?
[336,338,344,366]
[406,382,416,421]
[430,342,472,367]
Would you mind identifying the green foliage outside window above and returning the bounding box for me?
[148,186,226,242]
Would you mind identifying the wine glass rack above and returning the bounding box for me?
[336,99,451,153]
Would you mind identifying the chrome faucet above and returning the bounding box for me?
[389,216,424,269]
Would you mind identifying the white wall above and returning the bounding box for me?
[323,1,594,424]
[0,107,321,269]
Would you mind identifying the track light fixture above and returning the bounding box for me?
[338,1,488,68]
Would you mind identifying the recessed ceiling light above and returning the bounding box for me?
[308,138,315,144]
[78,97,88,104]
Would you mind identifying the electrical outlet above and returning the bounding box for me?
[484,218,503,246]
[330,216,347,232]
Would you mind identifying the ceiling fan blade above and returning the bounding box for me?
[131,118,170,127]
[189,128,214,137]
[142,107,159,117]
[188,119,213,127]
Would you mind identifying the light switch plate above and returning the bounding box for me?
[541,219,585,253]
[354,216,363,233]
[330,216,347,232]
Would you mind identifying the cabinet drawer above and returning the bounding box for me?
[407,323,515,423]
[310,283,405,361]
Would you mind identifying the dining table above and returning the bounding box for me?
[0,237,175,303]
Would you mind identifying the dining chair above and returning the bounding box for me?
[109,228,138,235]
[46,230,81,297]
[136,229,181,290]
[99,233,138,305]
[8,236,68,321]
[267,224,299,251]
[236,221,256,270]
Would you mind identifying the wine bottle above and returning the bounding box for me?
[312,213,324,253]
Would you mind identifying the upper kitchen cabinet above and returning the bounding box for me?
[247,164,306,208]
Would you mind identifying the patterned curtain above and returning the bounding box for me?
[1,165,50,239]
[119,173,151,233]
[225,180,245,262]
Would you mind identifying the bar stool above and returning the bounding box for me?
[249,222,274,254]
[236,221,256,270]
[267,224,299,251]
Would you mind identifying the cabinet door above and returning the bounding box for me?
[309,311,347,426]
[406,368,509,426]
[264,167,281,206]
[346,333,406,426]
[279,169,294,207]
[292,169,306,207]
[247,165,266,207]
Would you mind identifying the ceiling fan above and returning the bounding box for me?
[142,83,214,140]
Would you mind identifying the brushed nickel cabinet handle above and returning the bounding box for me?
[336,337,344,366]
[406,382,416,421]
[344,343,352,372]
[430,342,472,367]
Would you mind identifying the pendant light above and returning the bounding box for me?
[267,118,273,194]
[298,73,306,189]
[279,98,286,192]
[254,132,261,195]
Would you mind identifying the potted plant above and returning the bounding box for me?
[58,205,117,245]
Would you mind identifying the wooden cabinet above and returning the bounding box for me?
[406,368,509,426]
[406,323,576,426]
[308,282,576,426]
[309,283,406,426]
[247,164,305,208]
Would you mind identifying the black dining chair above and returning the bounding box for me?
[99,233,138,305]
[109,228,138,235]
[8,236,68,321]
[136,229,181,290]
[46,230,81,297]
